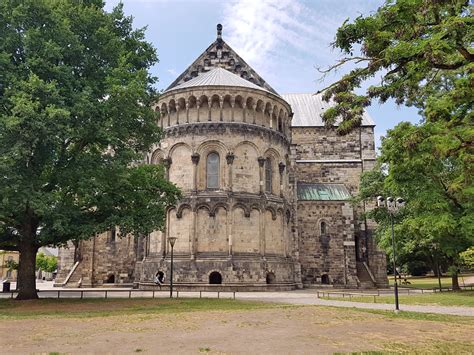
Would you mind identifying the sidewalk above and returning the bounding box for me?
[235,290,474,317]
[3,283,473,317]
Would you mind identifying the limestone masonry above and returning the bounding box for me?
[56,25,388,290]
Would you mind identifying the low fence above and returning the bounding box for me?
[317,291,380,303]
[317,284,474,303]
[0,289,237,300]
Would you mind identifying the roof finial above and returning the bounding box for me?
[217,24,223,41]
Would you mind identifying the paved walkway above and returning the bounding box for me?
[3,282,473,317]
[235,290,474,317]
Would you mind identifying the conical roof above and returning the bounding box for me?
[164,67,272,94]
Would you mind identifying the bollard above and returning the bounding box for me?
[200,291,202,299]
[373,295,376,303]
[218,291,220,299]
[152,290,155,299]
[105,290,108,299]
[177,291,179,298]
[129,290,131,299]
[233,292,236,300]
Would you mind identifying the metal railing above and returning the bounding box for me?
[0,289,237,300]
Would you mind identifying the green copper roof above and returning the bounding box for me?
[297,183,351,201]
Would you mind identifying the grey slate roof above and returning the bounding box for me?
[165,68,273,95]
[282,93,375,127]
[297,183,351,201]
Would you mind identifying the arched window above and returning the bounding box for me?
[320,221,327,235]
[265,158,272,193]
[207,152,220,189]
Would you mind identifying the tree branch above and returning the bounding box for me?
[456,46,474,62]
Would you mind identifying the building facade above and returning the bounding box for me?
[56,25,387,290]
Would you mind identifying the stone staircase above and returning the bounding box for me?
[357,261,376,289]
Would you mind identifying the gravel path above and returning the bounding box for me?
[235,290,474,317]
[3,282,473,317]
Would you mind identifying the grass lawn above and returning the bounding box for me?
[388,273,474,289]
[1,298,473,354]
[0,297,282,320]
[326,290,474,307]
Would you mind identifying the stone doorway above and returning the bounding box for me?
[209,271,222,284]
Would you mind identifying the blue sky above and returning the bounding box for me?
[105,0,421,149]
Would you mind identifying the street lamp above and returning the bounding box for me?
[168,236,177,298]
[377,196,405,312]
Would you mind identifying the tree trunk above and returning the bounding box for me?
[452,272,460,291]
[16,241,39,300]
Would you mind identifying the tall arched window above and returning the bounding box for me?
[265,158,272,193]
[207,152,220,189]
[320,221,327,235]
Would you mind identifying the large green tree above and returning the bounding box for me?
[358,122,472,288]
[0,0,180,299]
[321,0,473,289]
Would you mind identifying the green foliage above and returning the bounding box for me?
[357,122,473,277]
[321,0,473,133]
[0,0,180,246]
[325,0,474,281]
[0,0,181,298]
[4,258,18,271]
[36,252,57,273]
[459,247,474,269]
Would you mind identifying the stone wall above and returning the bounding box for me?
[292,125,386,287]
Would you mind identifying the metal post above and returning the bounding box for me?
[390,213,400,311]
[170,243,174,298]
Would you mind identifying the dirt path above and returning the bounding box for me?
[2,306,473,354]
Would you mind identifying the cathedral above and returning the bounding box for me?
[56,25,388,290]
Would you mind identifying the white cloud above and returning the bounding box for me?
[167,68,178,77]
[221,0,382,92]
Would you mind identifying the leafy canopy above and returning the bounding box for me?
[0,0,180,250]
[320,0,473,134]
[36,252,57,273]
[324,0,473,279]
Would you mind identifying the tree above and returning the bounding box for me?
[0,1,181,299]
[36,252,57,274]
[321,0,473,289]
[460,247,474,270]
[357,122,472,289]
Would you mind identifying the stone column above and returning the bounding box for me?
[219,96,224,122]
[230,97,235,122]
[258,156,266,194]
[260,209,265,257]
[176,105,180,125]
[227,207,233,256]
[163,157,172,180]
[191,153,200,192]
[226,152,235,191]
[278,162,285,197]
[161,211,169,258]
[252,103,257,124]
[189,208,197,259]
[160,108,166,129]
[268,108,273,128]
[186,101,189,123]
[196,101,201,122]
[242,100,247,123]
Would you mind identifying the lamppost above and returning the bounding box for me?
[168,236,177,298]
[377,196,405,312]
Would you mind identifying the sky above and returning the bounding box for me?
[104,0,421,150]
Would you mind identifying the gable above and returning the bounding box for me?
[166,24,278,95]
